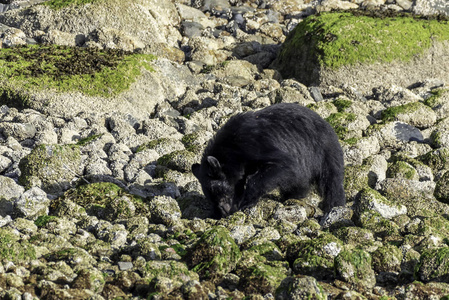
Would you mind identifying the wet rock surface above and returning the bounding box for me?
[1,0,449,299]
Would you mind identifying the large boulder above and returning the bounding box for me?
[272,11,449,93]
[0,0,181,50]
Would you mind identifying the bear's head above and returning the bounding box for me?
[192,156,236,218]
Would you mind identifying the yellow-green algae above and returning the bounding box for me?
[18,144,82,192]
[325,112,357,140]
[186,226,241,281]
[0,228,36,263]
[34,215,58,228]
[287,232,342,279]
[387,161,418,180]
[60,182,144,206]
[43,0,99,9]
[281,11,449,69]
[416,247,449,282]
[381,102,433,123]
[0,45,155,106]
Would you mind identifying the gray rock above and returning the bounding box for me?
[308,86,324,102]
[320,206,354,229]
[18,144,83,195]
[369,121,424,149]
[182,21,204,38]
[148,195,182,226]
[272,204,308,224]
[413,0,449,16]
[355,188,407,219]
[0,122,36,141]
[229,224,256,244]
[15,186,49,219]
[0,27,26,47]
[0,175,23,201]
[276,275,329,300]
[118,261,133,271]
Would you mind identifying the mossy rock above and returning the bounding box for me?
[18,144,82,195]
[380,102,436,128]
[334,248,376,289]
[287,233,343,280]
[0,45,155,101]
[136,138,184,156]
[416,247,449,282]
[238,261,289,295]
[44,247,96,267]
[343,164,371,200]
[414,215,449,239]
[0,228,36,264]
[387,161,418,181]
[52,182,149,220]
[435,171,449,203]
[356,187,407,219]
[332,226,375,250]
[273,11,449,92]
[157,150,197,172]
[418,148,449,173]
[356,210,400,239]
[185,226,241,281]
[144,260,198,283]
[371,244,403,273]
[275,275,328,300]
[325,112,357,140]
[235,242,288,294]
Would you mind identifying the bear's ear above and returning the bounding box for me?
[192,163,201,178]
[206,156,222,178]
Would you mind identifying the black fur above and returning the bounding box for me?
[192,103,345,218]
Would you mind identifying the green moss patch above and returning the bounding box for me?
[424,88,447,107]
[416,247,449,282]
[287,233,342,279]
[0,228,36,263]
[43,0,99,10]
[381,102,420,122]
[53,182,149,219]
[186,226,241,281]
[419,148,449,172]
[333,98,353,112]
[325,112,356,140]
[0,45,155,102]
[335,248,375,288]
[34,215,58,228]
[18,144,82,193]
[281,12,449,70]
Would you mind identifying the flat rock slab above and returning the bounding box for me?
[273,11,449,93]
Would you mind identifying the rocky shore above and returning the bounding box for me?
[1,0,449,299]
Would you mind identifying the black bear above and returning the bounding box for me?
[192,103,345,218]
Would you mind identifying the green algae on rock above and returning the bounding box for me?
[334,248,376,289]
[43,0,100,10]
[371,244,403,273]
[416,247,449,282]
[18,144,82,195]
[186,226,241,281]
[435,171,449,203]
[287,233,342,280]
[275,275,328,300]
[236,242,289,294]
[274,11,449,91]
[53,182,149,220]
[0,228,36,264]
[0,45,155,104]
